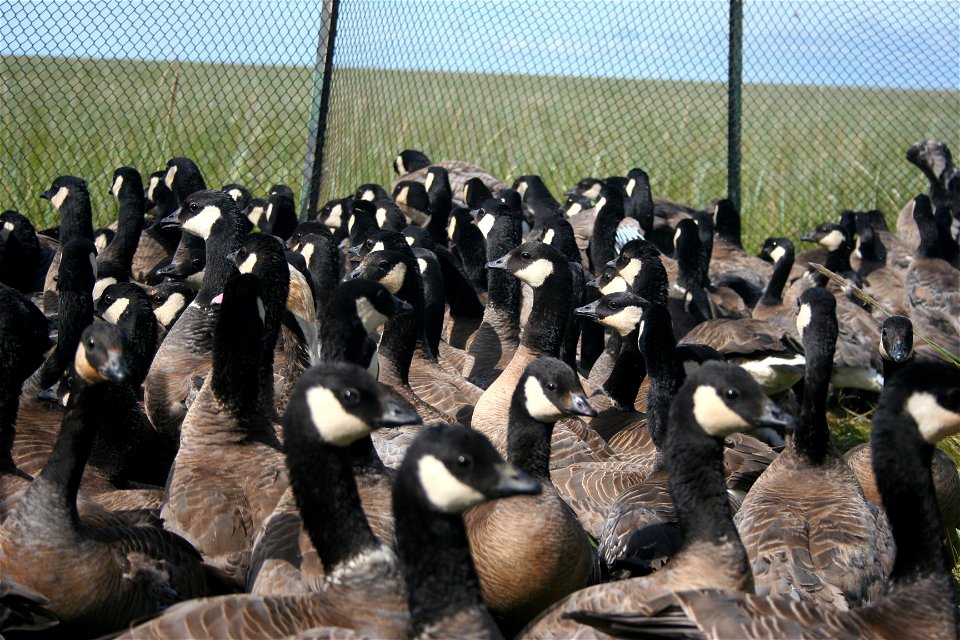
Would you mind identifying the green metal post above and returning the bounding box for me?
[728,0,743,212]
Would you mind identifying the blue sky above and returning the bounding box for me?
[2,1,958,89]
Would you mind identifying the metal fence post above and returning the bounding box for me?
[727,0,743,212]
[300,0,341,221]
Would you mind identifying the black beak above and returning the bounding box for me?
[101,350,129,384]
[490,463,542,499]
[393,295,413,314]
[575,300,600,319]
[799,231,816,242]
[560,393,597,418]
[346,265,363,281]
[154,262,182,278]
[39,188,52,200]
[159,207,182,229]
[37,385,59,403]
[605,259,616,268]
[585,277,598,289]
[348,245,362,256]
[226,249,239,264]
[374,396,422,428]
[888,341,910,363]
[485,255,509,270]
[755,399,797,435]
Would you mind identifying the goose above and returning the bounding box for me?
[96,282,158,386]
[143,189,245,442]
[222,183,252,214]
[354,182,389,203]
[289,230,340,315]
[314,195,353,231]
[448,207,489,292]
[155,157,210,285]
[514,175,562,229]
[0,324,209,637]
[372,197,408,231]
[393,148,506,207]
[146,280,196,342]
[566,360,960,639]
[424,165,454,248]
[120,412,536,639]
[160,272,288,589]
[132,170,181,282]
[734,286,894,609]
[95,167,145,291]
[751,237,796,320]
[521,362,796,638]
[261,184,297,240]
[392,180,430,227]
[0,210,55,294]
[39,175,94,313]
[464,357,598,633]
[898,139,960,250]
[705,199,771,296]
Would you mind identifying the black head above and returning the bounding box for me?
[163,157,206,201]
[269,184,294,199]
[612,238,661,285]
[96,281,149,324]
[284,362,421,447]
[800,222,847,252]
[424,166,451,195]
[145,170,174,212]
[517,357,596,422]
[349,229,408,259]
[169,189,243,240]
[351,249,414,295]
[880,315,914,364]
[496,189,524,216]
[538,217,580,263]
[222,184,252,212]
[564,177,604,200]
[40,175,88,209]
[93,228,115,254]
[328,278,412,333]
[672,361,797,439]
[399,423,541,514]
[637,304,675,358]
[354,183,389,203]
[394,149,431,176]
[316,197,352,228]
[575,292,648,336]
[879,360,960,445]
[231,233,288,276]
[592,264,627,295]
[147,280,195,328]
[758,237,794,264]
[74,323,129,385]
[712,198,741,246]
[372,198,406,231]
[110,167,143,200]
[401,226,435,252]
[463,177,493,209]
[393,181,429,213]
[287,221,333,249]
[563,194,595,217]
[57,238,98,294]
[485,241,565,288]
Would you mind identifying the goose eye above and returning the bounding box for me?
[156,295,166,303]
[608,300,618,309]
[520,251,531,260]
[87,338,95,349]
[192,258,203,268]
[725,388,739,400]
[379,260,389,270]
[189,202,199,212]
[545,382,557,391]
[340,388,359,405]
[104,295,113,304]
[456,454,473,468]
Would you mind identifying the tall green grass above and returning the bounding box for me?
[2,55,955,253]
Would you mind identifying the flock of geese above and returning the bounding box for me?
[0,137,958,639]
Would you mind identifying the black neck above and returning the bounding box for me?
[307,240,340,311]
[287,440,380,573]
[378,271,424,384]
[115,302,158,388]
[630,257,669,307]
[521,262,572,356]
[38,290,93,389]
[676,233,707,290]
[759,253,793,307]
[794,319,837,464]
[485,217,521,316]
[665,418,743,547]
[394,481,486,637]
[590,201,624,272]
[211,314,273,440]
[454,226,489,292]
[320,314,369,368]
[436,247,484,319]
[603,329,646,410]
[196,226,243,306]
[507,394,553,480]
[641,321,681,450]
[871,405,950,582]
[628,173,654,226]
[881,356,910,382]
[110,190,146,269]
[60,198,94,244]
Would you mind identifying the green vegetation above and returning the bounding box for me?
[2,55,955,251]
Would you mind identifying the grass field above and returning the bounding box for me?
[3,55,957,250]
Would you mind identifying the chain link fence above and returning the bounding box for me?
[3,1,957,248]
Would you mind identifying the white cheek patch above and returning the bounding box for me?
[360,189,375,201]
[424,172,435,192]
[674,226,683,247]
[164,164,177,188]
[147,177,159,202]
[692,386,750,436]
[112,175,124,198]
[584,183,602,200]
[600,275,627,295]
[514,258,554,288]
[396,187,409,205]
[770,245,786,264]
[348,214,356,233]
[625,179,635,197]
[228,188,242,203]
[376,208,387,228]
[1,221,14,241]
[256,297,266,324]
[601,306,643,336]
[238,253,258,274]
[265,203,274,222]
[183,205,222,239]
[796,303,812,339]
[372,241,385,252]
[356,296,389,333]
[566,202,582,217]
[542,228,555,245]
[619,258,641,284]
[404,236,415,246]
[516,181,528,197]
[523,376,563,422]
[379,262,407,294]
[326,204,342,228]
[299,242,315,265]
[154,293,186,327]
[448,215,457,240]
[396,155,407,175]
[637,319,645,337]
[595,197,607,213]
[102,296,130,324]
[92,277,115,303]
[306,386,371,445]
[95,234,110,253]
[51,186,69,209]
[247,206,264,226]
[417,258,428,275]
[477,214,495,238]
[906,392,960,444]
[417,454,486,513]
[819,229,845,252]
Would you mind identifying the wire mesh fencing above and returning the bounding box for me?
[2,0,957,248]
